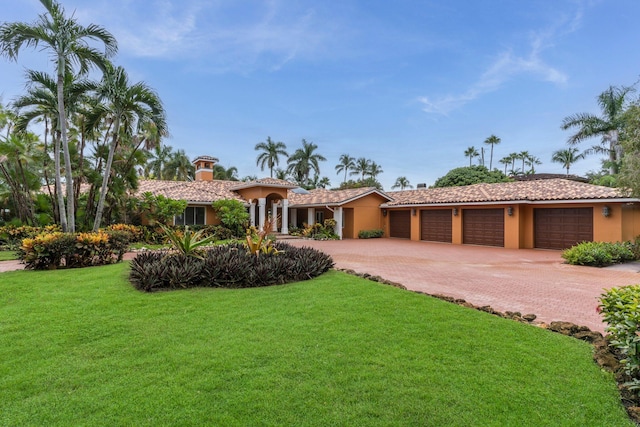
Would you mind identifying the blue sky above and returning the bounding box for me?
[2,0,640,189]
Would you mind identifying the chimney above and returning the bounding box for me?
[192,155,219,181]
[417,183,426,188]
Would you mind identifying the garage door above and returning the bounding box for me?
[389,210,411,239]
[420,209,452,243]
[534,208,593,250]
[463,209,504,247]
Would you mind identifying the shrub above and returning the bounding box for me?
[161,224,215,258]
[0,225,60,249]
[104,224,143,242]
[212,199,250,237]
[300,220,339,240]
[358,229,384,239]
[129,242,334,292]
[561,241,635,267]
[19,230,131,270]
[599,285,640,391]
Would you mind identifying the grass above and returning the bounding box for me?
[0,250,18,261]
[0,264,632,426]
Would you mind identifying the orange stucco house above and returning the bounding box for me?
[135,155,640,250]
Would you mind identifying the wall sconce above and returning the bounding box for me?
[382,209,387,217]
[507,206,514,216]
[453,208,458,216]
[602,206,610,217]
[412,208,417,216]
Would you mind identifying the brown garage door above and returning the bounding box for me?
[463,209,504,247]
[389,210,411,239]
[420,209,452,243]
[534,208,593,250]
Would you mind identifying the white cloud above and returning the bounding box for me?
[418,6,584,116]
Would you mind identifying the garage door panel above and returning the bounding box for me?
[534,208,593,250]
[420,209,452,243]
[390,210,411,239]
[463,209,504,247]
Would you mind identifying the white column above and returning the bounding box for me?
[281,199,289,234]
[290,207,297,229]
[271,201,278,232]
[249,200,256,227]
[308,208,315,226]
[258,198,266,230]
[334,207,343,240]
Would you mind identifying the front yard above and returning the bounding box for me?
[0,264,632,426]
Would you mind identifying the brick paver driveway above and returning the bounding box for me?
[289,238,640,332]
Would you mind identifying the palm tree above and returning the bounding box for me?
[213,164,239,181]
[498,156,511,175]
[255,136,287,178]
[369,162,383,180]
[518,151,530,175]
[392,176,412,190]
[508,152,519,175]
[0,0,118,231]
[335,153,355,183]
[351,157,371,180]
[464,146,479,167]
[91,64,167,231]
[551,148,584,176]
[146,144,173,179]
[525,155,541,174]
[483,135,501,170]
[286,139,326,186]
[165,149,194,181]
[562,85,634,174]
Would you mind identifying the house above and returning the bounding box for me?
[135,155,640,249]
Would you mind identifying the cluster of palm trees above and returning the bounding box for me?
[0,0,167,231]
[254,137,329,188]
[463,136,542,176]
[334,154,383,186]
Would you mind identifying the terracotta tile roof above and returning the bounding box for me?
[230,178,298,190]
[192,155,219,164]
[135,179,244,203]
[288,187,392,206]
[384,179,631,206]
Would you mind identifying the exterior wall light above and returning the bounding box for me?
[453,208,458,216]
[602,206,611,217]
[507,206,514,216]
[412,208,417,216]
[382,209,387,217]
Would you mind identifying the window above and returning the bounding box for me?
[316,210,324,224]
[175,206,206,225]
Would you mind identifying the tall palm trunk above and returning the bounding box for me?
[56,57,74,232]
[53,128,67,231]
[93,115,120,231]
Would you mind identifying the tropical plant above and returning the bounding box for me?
[163,149,194,181]
[212,164,239,181]
[351,157,371,180]
[145,143,173,179]
[0,0,118,232]
[483,135,501,170]
[432,166,511,188]
[160,224,215,259]
[245,218,277,256]
[286,139,326,186]
[498,156,512,175]
[212,199,249,236]
[525,154,541,174]
[551,148,584,176]
[335,153,355,184]
[255,136,287,178]
[464,146,479,167]
[391,176,412,190]
[369,162,383,180]
[90,64,167,231]
[136,192,187,226]
[562,85,635,174]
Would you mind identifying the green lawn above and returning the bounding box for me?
[0,250,18,261]
[0,264,632,426]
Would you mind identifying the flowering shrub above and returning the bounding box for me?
[104,224,143,242]
[0,225,61,249]
[300,219,339,240]
[599,285,640,392]
[19,230,131,270]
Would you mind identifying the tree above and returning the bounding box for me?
[255,136,287,178]
[498,156,511,175]
[562,85,634,175]
[432,166,511,188]
[369,162,383,180]
[91,64,167,231]
[335,153,355,184]
[517,151,530,175]
[351,157,371,180]
[212,199,249,237]
[286,139,325,187]
[551,148,584,176]
[212,164,239,181]
[146,144,173,179]
[0,0,118,231]
[392,176,412,190]
[165,149,194,181]
[483,135,501,170]
[136,192,186,226]
[464,146,479,167]
[525,154,541,174]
